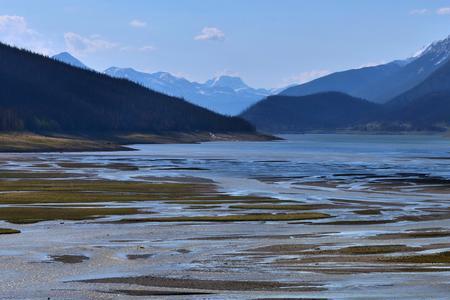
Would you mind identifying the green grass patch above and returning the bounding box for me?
[50,255,89,264]
[0,191,157,204]
[167,199,280,205]
[187,205,222,210]
[0,228,20,234]
[57,162,139,171]
[371,231,450,240]
[338,245,416,255]
[0,171,82,179]
[0,180,219,205]
[354,209,382,215]
[384,251,450,264]
[229,204,334,211]
[0,207,141,224]
[0,179,211,194]
[114,212,331,223]
[0,179,284,206]
[315,220,396,225]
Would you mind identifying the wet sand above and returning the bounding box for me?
[0,146,448,299]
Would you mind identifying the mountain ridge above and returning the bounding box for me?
[0,43,258,139]
[280,35,450,104]
[52,52,89,69]
[53,52,273,116]
[242,50,450,134]
[104,67,272,115]
[241,92,381,133]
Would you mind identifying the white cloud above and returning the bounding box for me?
[64,32,117,56]
[0,15,53,55]
[129,19,147,28]
[0,15,28,33]
[282,70,330,86]
[409,9,429,15]
[437,7,450,15]
[139,45,155,52]
[194,27,225,41]
[119,45,156,53]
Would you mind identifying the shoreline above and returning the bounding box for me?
[0,138,448,299]
[0,130,446,154]
[269,130,450,136]
[0,131,278,153]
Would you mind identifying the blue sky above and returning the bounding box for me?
[1,0,450,88]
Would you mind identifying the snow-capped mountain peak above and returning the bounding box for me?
[52,53,277,115]
[205,75,249,91]
[105,68,273,115]
[414,35,450,66]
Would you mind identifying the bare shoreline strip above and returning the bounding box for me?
[80,275,325,292]
[0,131,277,153]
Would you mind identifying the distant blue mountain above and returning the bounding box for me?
[0,43,254,135]
[52,52,277,115]
[242,36,450,134]
[281,35,450,103]
[104,67,272,115]
[52,52,89,69]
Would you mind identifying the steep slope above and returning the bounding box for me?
[372,36,450,102]
[105,67,271,115]
[104,67,196,98]
[241,92,381,133]
[52,52,89,69]
[385,58,450,130]
[280,62,403,103]
[281,35,450,103]
[390,92,450,130]
[0,43,254,134]
[388,58,450,107]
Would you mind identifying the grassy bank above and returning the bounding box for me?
[0,131,277,153]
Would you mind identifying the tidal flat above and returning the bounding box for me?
[0,134,449,299]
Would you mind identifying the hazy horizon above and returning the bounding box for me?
[2,0,450,88]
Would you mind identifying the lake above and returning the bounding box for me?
[0,134,449,299]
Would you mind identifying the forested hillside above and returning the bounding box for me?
[0,43,254,134]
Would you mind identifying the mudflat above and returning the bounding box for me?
[0,135,449,299]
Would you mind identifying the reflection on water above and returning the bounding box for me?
[36,134,450,176]
[26,134,449,197]
[1,134,449,299]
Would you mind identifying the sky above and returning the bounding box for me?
[1,0,450,88]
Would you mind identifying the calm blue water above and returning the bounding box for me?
[42,134,450,185]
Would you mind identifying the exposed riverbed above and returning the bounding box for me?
[0,134,449,299]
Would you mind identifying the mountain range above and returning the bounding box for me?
[0,43,255,136]
[53,35,450,117]
[280,36,450,104]
[104,67,272,115]
[11,34,450,136]
[242,35,450,133]
[51,52,272,116]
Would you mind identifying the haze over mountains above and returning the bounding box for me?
[52,35,450,120]
[0,43,254,135]
[28,34,450,135]
[281,36,450,104]
[243,35,450,133]
[104,67,272,115]
[51,52,272,116]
